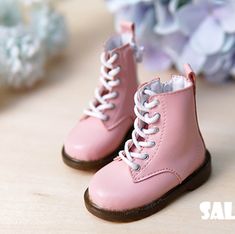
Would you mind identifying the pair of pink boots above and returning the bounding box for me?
[62,22,211,222]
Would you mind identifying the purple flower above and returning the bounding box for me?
[106,0,235,82]
[175,0,235,81]
[111,1,175,70]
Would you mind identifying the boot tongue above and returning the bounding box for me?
[137,79,162,106]
[139,75,190,100]
[103,21,143,61]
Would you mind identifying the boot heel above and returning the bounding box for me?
[186,150,211,191]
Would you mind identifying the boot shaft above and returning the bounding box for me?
[101,22,141,129]
[81,22,142,128]
[103,44,138,129]
[130,65,206,182]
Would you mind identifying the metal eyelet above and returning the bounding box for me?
[155,99,160,105]
[110,103,115,109]
[143,87,148,94]
[116,78,121,85]
[114,91,119,98]
[143,101,147,107]
[143,154,149,160]
[114,52,119,59]
[103,115,109,121]
[134,164,141,171]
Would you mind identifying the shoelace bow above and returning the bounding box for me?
[119,89,161,170]
[84,52,120,120]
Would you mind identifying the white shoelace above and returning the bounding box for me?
[119,89,160,170]
[84,52,121,121]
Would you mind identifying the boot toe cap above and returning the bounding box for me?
[88,160,180,211]
[64,141,93,161]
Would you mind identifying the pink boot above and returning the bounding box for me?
[62,22,142,170]
[85,64,211,221]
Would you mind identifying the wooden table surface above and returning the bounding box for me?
[0,1,235,233]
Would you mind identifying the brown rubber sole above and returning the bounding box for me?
[84,150,211,222]
[62,126,133,171]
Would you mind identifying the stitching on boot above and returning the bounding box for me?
[135,168,182,184]
[107,116,132,130]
